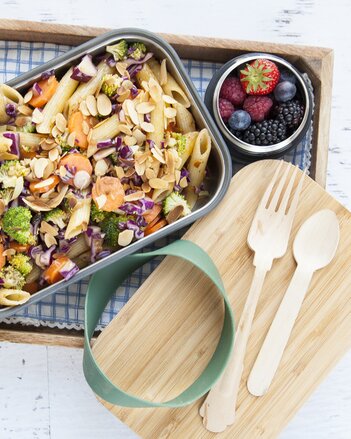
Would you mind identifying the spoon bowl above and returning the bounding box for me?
[293,209,340,271]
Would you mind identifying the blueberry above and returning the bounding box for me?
[279,69,296,84]
[274,81,297,102]
[228,110,251,131]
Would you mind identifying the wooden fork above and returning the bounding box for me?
[199,161,305,433]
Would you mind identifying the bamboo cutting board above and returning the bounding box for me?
[92,160,351,439]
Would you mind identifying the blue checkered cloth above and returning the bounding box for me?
[0,41,313,330]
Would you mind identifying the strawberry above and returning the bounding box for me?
[240,59,280,95]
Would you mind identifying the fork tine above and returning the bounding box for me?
[278,165,298,214]
[268,163,291,211]
[286,168,306,218]
[258,160,284,210]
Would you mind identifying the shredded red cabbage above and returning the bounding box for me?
[128,64,143,78]
[32,82,43,96]
[106,56,116,67]
[96,250,111,260]
[41,69,55,80]
[97,139,114,149]
[144,113,151,123]
[40,245,56,267]
[124,52,154,67]
[71,55,97,83]
[3,132,20,157]
[5,103,17,118]
[59,259,79,281]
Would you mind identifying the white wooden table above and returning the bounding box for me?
[0,0,350,438]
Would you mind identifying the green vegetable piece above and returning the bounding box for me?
[22,122,36,133]
[101,74,121,98]
[9,254,32,276]
[2,206,35,245]
[129,42,147,61]
[0,160,29,187]
[163,192,191,217]
[0,266,26,289]
[90,203,109,224]
[106,40,128,61]
[44,208,67,229]
[172,133,187,156]
[100,214,129,247]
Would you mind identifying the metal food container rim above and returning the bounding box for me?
[204,52,313,159]
[0,28,232,319]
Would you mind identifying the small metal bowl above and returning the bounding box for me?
[205,53,313,162]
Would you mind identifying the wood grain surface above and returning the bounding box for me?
[93,160,351,439]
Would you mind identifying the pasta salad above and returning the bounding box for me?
[0,40,211,307]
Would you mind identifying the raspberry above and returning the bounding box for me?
[219,77,246,106]
[218,98,234,122]
[243,96,273,122]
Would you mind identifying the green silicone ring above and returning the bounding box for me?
[83,240,235,408]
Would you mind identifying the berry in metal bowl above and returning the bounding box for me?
[205,53,313,161]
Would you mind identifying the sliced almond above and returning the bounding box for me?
[34,157,49,179]
[86,95,98,117]
[164,107,177,119]
[124,191,145,202]
[122,79,134,90]
[135,161,146,176]
[48,147,59,162]
[124,135,137,147]
[136,101,155,114]
[17,104,33,116]
[117,90,131,103]
[140,122,155,133]
[175,169,181,184]
[2,248,16,257]
[55,113,67,132]
[97,94,112,116]
[79,100,90,117]
[41,140,57,151]
[116,62,128,76]
[133,128,146,145]
[32,108,44,124]
[94,159,109,177]
[44,233,57,248]
[15,116,32,127]
[163,174,175,183]
[179,176,188,188]
[95,194,107,209]
[124,167,136,178]
[118,229,134,247]
[73,170,91,189]
[162,94,178,105]
[115,166,125,179]
[59,165,67,178]
[149,178,169,189]
[23,90,33,104]
[0,199,5,214]
[119,124,133,136]
[167,137,177,147]
[82,120,90,135]
[145,168,156,180]
[93,147,115,161]
[67,131,76,147]
[151,147,166,164]
[141,182,151,193]
[43,160,55,179]
[149,78,162,102]
[51,125,62,139]
[166,205,184,224]
[40,220,58,236]
[125,100,140,126]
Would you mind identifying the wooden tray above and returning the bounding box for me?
[0,19,334,347]
[94,160,351,439]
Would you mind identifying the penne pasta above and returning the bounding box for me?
[152,185,173,203]
[19,132,46,148]
[36,67,79,134]
[178,131,198,169]
[135,63,158,87]
[163,74,191,108]
[174,102,196,133]
[67,61,113,116]
[0,84,24,123]
[87,114,120,157]
[65,197,91,240]
[185,128,212,208]
[66,234,90,259]
[0,289,30,306]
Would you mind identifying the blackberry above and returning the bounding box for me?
[233,119,287,146]
[273,99,304,129]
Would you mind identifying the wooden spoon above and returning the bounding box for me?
[247,209,340,397]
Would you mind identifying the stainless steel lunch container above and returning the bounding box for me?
[205,53,313,162]
[0,28,232,319]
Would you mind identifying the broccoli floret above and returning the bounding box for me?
[44,208,67,229]
[110,151,118,165]
[106,40,128,61]
[0,188,14,206]
[0,266,25,289]
[172,133,187,156]
[9,254,32,276]
[22,122,36,133]
[0,160,29,187]
[2,206,35,245]
[128,42,147,61]
[101,74,122,98]
[56,135,73,153]
[100,214,129,247]
[163,192,191,217]
[91,203,109,224]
